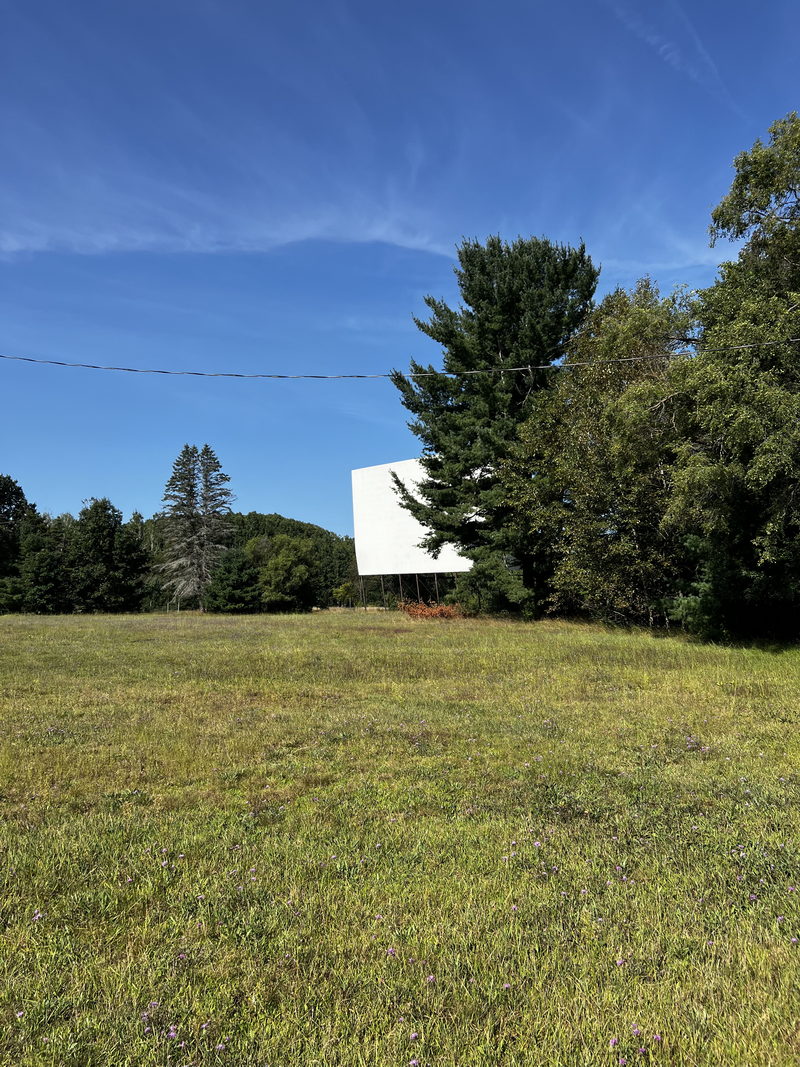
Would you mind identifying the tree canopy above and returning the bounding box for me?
[391,235,598,610]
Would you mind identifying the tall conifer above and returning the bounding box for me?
[391,235,598,609]
[160,444,233,605]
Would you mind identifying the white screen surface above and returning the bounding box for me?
[351,459,473,576]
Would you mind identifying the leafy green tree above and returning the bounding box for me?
[709,111,800,292]
[249,534,318,612]
[203,549,262,613]
[331,580,357,607]
[391,235,598,609]
[664,113,800,637]
[505,281,692,624]
[160,444,233,606]
[231,512,355,607]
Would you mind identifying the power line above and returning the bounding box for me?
[0,350,676,378]
[676,336,800,351]
[1,336,799,381]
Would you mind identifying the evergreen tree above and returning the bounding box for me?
[203,549,262,613]
[18,512,72,613]
[160,444,233,606]
[66,498,148,613]
[391,235,598,610]
[0,475,32,578]
[0,475,34,611]
[160,444,200,602]
[197,444,234,591]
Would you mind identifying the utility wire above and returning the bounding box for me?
[0,350,677,379]
[1,336,799,381]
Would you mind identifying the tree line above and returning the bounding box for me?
[392,113,800,639]
[0,444,356,615]
[2,114,797,636]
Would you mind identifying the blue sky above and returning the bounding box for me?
[2,0,798,534]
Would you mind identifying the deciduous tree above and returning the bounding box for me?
[658,113,800,637]
[505,280,692,624]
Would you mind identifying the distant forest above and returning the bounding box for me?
[0,464,358,615]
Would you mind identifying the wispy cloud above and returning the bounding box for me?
[0,4,461,260]
[601,0,746,118]
[0,172,454,259]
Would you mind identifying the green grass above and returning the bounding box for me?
[1,612,799,1066]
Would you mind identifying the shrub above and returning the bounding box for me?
[398,600,463,620]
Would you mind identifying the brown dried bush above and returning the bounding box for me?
[398,601,463,620]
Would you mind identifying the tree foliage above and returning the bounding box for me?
[502,113,800,637]
[0,475,32,579]
[391,235,598,606]
[249,534,319,612]
[203,549,262,613]
[505,281,692,623]
[710,112,800,279]
[662,114,800,637]
[66,499,147,613]
[229,512,355,609]
[0,454,353,617]
[159,444,233,606]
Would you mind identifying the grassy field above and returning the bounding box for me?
[0,612,798,1066]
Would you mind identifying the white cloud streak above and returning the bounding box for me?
[602,0,746,118]
[0,169,454,259]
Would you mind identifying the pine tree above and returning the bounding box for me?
[0,475,32,578]
[160,444,233,606]
[67,498,148,612]
[203,549,262,613]
[18,512,72,613]
[197,444,234,592]
[391,235,598,609]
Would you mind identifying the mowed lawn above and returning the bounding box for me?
[1,614,799,1066]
